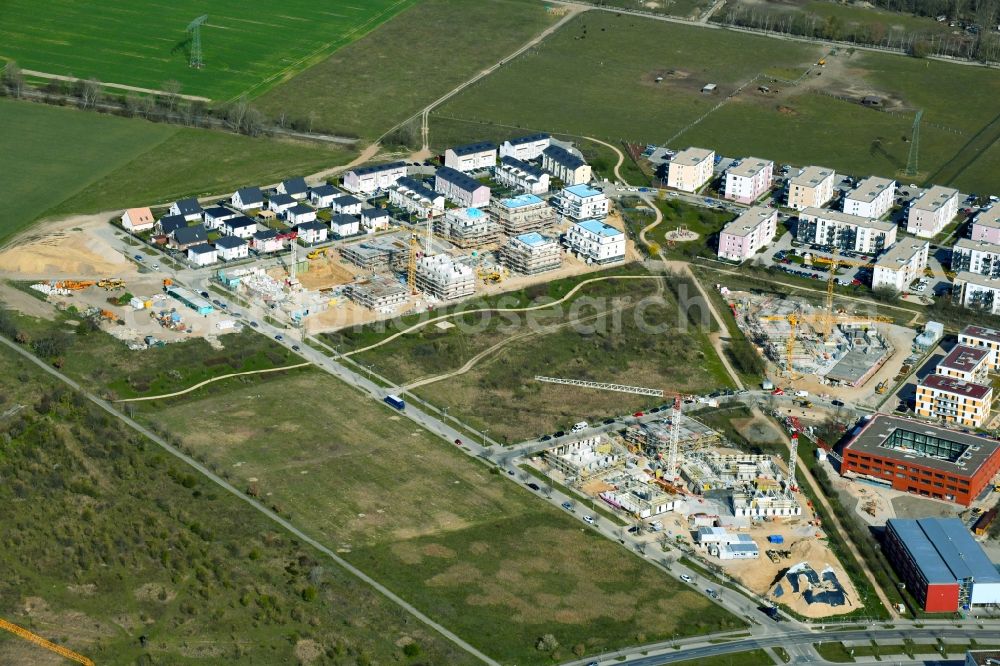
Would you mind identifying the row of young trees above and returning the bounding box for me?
[0,60,333,138]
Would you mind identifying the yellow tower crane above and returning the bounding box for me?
[0,618,94,665]
[407,234,418,294]
[808,249,875,339]
[759,312,893,377]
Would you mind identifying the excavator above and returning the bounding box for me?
[97,278,126,290]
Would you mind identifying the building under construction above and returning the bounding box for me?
[435,207,500,248]
[415,254,475,300]
[731,292,893,384]
[491,194,556,236]
[340,236,411,272]
[499,232,563,275]
[544,436,622,481]
[344,275,408,311]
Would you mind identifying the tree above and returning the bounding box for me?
[2,61,24,98]
[161,79,182,111]
[80,78,102,109]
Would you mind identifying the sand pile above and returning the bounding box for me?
[0,225,133,279]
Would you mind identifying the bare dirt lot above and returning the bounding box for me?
[0,214,134,280]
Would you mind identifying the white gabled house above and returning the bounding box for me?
[214,235,249,261]
[309,184,339,208]
[332,194,363,216]
[284,204,317,225]
[121,207,155,233]
[202,206,239,230]
[361,208,391,233]
[170,198,203,222]
[268,193,297,215]
[331,214,361,238]
[187,243,218,266]
[276,177,308,200]
[251,229,285,254]
[231,186,264,211]
[294,221,328,245]
[222,216,257,239]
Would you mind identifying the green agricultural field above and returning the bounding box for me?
[432,11,1000,192]
[136,369,743,664]
[0,0,417,100]
[0,345,472,665]
[255,0,559,139]
[0,99,352,242]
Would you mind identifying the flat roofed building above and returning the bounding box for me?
[340,237,410,271]
[557,184,609,220]
[500,232,562,275]
[786,166,835,211]
[342,162,407,195]
[872,239,929,293]
[971,207,1000,244]
[844,176,896,219]
[796,207,897,254]
[388,177,445,219]
[499,133,550,161]
[937,345,991,383]
[667,147,715,193]
[415,254,475,300]
[490,194,555,236]
[952,238,1000,279]
[494,156,549,194]
[959,325,1000,373]
[435,207,499,248]
[915,374,993,429]
[444,142,497,172]
[884,517,1000,612]
[907,185,959,238]
[723,157,773,204]
[564,219,625,264]
[717,206,777,262]
[344,275,408,311]
[434,166,491,208]
[953,271,1000,315]
[840,414,1000,506]
[541,145,592,185]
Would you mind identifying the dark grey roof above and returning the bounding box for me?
[159,215,187,236]
[203,206,235,219]
[436,166,488,193]
[286,203,314,216]
[543,145,587,169]
[450,141,497,156]
[361,208,390,219]
[270,193,295,207]
[887,517,1000,585]
[281,177,308,195]
[349,161,406,176]
[174,225,208,245]
[331,214,359,226]
[310,184,338,198]
[506,133,550,146]
[174,198,202,216]
[294,221,327,232]
[234,186,263,205]
[500,155,546,178]
[224,216,256,230]
[254,229,279,241]
[187,243,215,255]
[214,235,247,249]
[333,194,362,207]
[394,176,439,200]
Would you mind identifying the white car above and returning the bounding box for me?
[680,574,693,583]
[583,515,595,525]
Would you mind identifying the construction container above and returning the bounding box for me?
[768,534,784,544]
[129,297,145,310]
[974,508,998,536]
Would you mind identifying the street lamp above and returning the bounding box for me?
[483,428,489,448]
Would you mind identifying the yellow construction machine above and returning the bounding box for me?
[0,617,94,665]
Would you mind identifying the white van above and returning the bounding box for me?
[571,421,588,433]
[795,390,809,398]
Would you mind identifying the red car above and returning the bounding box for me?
[633,411,644,417]
[772,388,785,396]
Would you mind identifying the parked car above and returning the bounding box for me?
[603,418,615,425]
[539,434,552,442]
[554,430,565,438]
[526,482,540,491]
[633,411,644,417]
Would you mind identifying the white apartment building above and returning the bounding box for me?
[415,254,475,300]
[435,167,491,208]
[959,325,1000,373]
[872,239,929,293]
[723,157,773,204]
[972,207,1000,244]
[499,133,550,161]
[786,166,835,211]
[499,232,562,275]
[541,145,592,185]
[953,271,1000,315]
[342,162,407,195]
[952,238,1000,278]
[716,207,778,262]
[494,156,550,195]
[936,345,991,383]
[906,185,959,238]
[796,207,897,254]
[843,176,896,219]
[564,219,625,264]
[915,374,993,429]
[556,184,609,220]
[388,177,445,219]
[667,147,715,192]
[490,194,556,235]
[443,142,497,172]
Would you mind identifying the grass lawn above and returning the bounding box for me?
[0,98,353,237]
[135,369,744,664]
[0,0,416,100]
[669,648,776,666]
[0,345,472,665]
[255,0,558,139]
[814,641,854,662]
[433,10,1000,192]
[0,98,174,244]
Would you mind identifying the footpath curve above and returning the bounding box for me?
[115,362,311,403]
